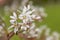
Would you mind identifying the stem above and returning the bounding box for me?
[7,31,14,40]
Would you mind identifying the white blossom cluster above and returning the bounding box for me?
[0,4,60,40]
[8,5,45,38]
[7,5,60,39]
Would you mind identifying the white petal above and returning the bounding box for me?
[19,15,23,19]
[26,25,30,28]
[26,9,35,15]
[18,23,23,25]
[27,36,31,38]
[30,23,35,30]
[24,6,27,10]
[27,5,30,10]
[31,15,36,18]
[23,19,26,23]
[19,14,23,17]
[14,28,18,33]
[29,18,34,21]
[23,6,27,13]
[10,20,15,24]
[13,12,17,18]
[10,16,15,19]
[35,28,40,32]
[23,19,28,23]
[30,26,34,30]
[17,10,21,13]
[22,31,26,34]
[36,16,41,19]
[29,30,35,35]
[8,25,14,30]
[21,26,27,30]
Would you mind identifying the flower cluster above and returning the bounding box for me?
[8,5,45,38]
[0,4,60,40]
[0,0,60,40]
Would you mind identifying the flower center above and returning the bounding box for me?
[23,16,26,19]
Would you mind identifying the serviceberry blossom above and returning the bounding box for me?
[0,0,60,40]
[10,12,17,24]
[21,23,40,38]
[8,5,42,38]
[8,12,21,33]
[19,5,41,24]
[8,4,60,40]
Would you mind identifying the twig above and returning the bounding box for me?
[7,31,14,40]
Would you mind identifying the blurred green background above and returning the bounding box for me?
[0,0,60,40]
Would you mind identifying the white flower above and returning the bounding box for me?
[26,23,40,38]
[19,8,35,22]
[21,26,27,31]
[21,24,30,31]
[10,12,17,24]
[14,27,18,33]
[9,12,20,33]
[34,16,41,20]
[8,23,22,33]
[8,24,18,33]
[31,14,41,20]
[29,28,40,38]
[8,4,47,38]
[29,30,36,37]
[8,25,18,33]
[46,36,53,40]
[35,28,40,32]
[19,5,41,24]
[29,23,35,30]
[8,25,14,30]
